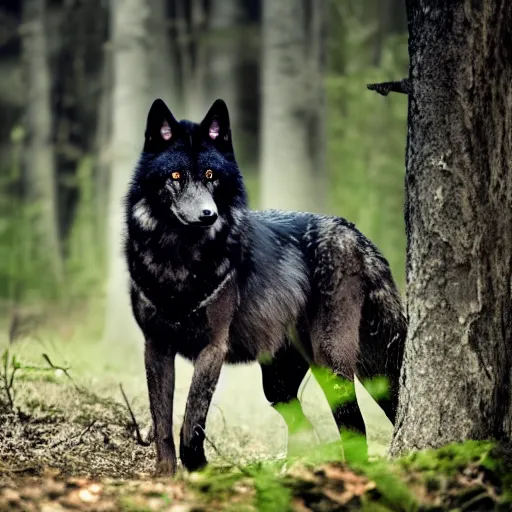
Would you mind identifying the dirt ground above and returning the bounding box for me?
[2,315,509,511]
[0,332,391,463]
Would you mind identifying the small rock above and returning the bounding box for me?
[44,480,66,498]
[153,482,165,493]
[41,503,64,512]
[95,501,117,512]
[88,483,103,494]
[169,505,191,512]
[20,487,43,500]
[59,491,81,509]
[78,488,100,503]
[147,497,165,510]
[3,488,20,504]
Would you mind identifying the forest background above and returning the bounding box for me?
[0,0,408,478]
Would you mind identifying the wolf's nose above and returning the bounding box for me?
[199,210,218,226]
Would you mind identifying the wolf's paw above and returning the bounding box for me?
[155,457,177,477]
[180,424,208,472]
[180,444,208,472]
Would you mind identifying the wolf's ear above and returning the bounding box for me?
[200,99,233,150]
[144,99,179,152]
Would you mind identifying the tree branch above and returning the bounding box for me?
[367,78,411,96]
[119,384,151,447]
[42,353,81,391]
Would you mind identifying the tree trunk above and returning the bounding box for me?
[94,38,112,255]
[21,0,64,294]
[391,0,512,456]
[259,0,326,212]
[175,0,208,121]
[103,0,150,346]
[148,0,178,111]
[204,0,244,147]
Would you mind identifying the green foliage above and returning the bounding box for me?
[310,365,356,410]
[310,365,390,411]
[0,127,60,301]
[1,348,19,409]
[400,440,496,476]
[327,33,409,291]
[357,459,418,512]
[191,462,293,512]
[253,465,293,512]
[65,156,105,299]
[0,144,106,305]
[360,375,391,402]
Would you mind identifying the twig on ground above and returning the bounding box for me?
[200,427,251,476]
[119,383,151,447]
[41,353,81,391]
[50,419,97,448]
[0,464,39,475]
[212,404,229,432]
[77,419,98,444]
[367,78,411,96]
[1,349,19,410]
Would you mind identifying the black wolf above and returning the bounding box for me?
[124,98,406,476]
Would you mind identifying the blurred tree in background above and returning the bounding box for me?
[260,0,326,212]
[0,0,408,342]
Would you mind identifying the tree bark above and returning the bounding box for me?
[260,0,326,212]
[204,0,244,149]
[94,37,112,252]
[175,0,208,121]
[103,0,150,346]
[147,0,178,111]
[391,0,512,456]
[21,0,64,292]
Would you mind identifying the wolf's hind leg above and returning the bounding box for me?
[311,366,365,434]
[260,340,316,456]
[308,274,367,436]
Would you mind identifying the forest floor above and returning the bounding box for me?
[0,309,511,511]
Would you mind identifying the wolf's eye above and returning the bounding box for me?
[205,169,214,180]
[171,171,181,180]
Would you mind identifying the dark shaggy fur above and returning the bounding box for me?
[124,98,407,475]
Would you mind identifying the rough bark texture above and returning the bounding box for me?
[103,0,150,346]
[391,0,512,456]
[260,0,326,212]
[21,0,64,288]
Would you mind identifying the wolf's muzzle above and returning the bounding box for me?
[196,209,218,227]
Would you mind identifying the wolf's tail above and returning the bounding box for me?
[357,250,407,422]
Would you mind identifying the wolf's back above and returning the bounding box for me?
[248,209,406,379]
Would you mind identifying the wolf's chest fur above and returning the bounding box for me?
[128,218,241,321]
[127,209,314,363]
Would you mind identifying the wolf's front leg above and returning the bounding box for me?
[179,342,227,471]
[145,338,177,476]
[180,280,236,472]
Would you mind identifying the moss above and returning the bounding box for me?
[399,440,495,476]
[361,496,396,512]
[359,460,418,512]
[118,497,153,512]
[253,466,292,512]
[188,467,248,504]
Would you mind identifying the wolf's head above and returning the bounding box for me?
[131,99,247,230]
